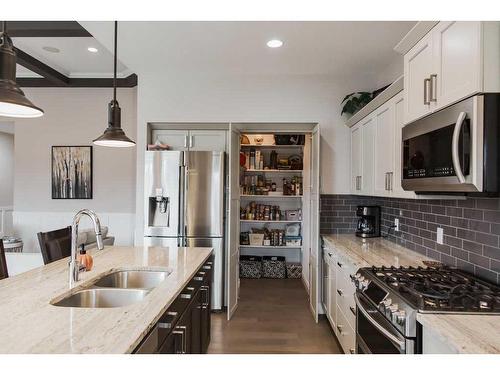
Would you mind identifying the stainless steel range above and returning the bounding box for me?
[353,266,500,354]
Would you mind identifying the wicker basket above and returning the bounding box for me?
[240,255,262,278]
[262,256,286,279]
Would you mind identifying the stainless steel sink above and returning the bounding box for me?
[52,288,149,308]
[92,270,171,289]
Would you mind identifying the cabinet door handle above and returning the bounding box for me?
[389,172,393,191]
[173,327,186,354]
[201,285,210,306]
[350,306,356,316]
[189,135,194,148]
[337,261,343,268]
[430,74,437,102]
[424,78,431,105]
[337,289,343,296]
[385,172,389,191]
[337,324,344,334]
[350,349,355,354]
[184,135,189,148]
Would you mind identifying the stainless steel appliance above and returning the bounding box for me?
[353,266,500,354]
[355,206,381,238]
[144,150,225,310]
[402,94,500,193]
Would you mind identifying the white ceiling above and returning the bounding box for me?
[13,36,130,78]
[82,21,416,78]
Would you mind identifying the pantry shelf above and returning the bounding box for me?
[239,245,302,249]
[240,144,304,149]
[244,169,303,174]
[240,195,303,199]
[240,220,302,223]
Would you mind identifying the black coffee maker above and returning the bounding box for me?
[355,206,381,238]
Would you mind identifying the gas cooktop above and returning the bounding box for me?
[366,266,500,314]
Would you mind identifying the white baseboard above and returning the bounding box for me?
[12,211,135,253]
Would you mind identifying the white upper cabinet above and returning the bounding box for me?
[350,124,362,193]
[350,91,415,199]
[151,129,227,152]
[189,130,227,151]
[152,130,190,150]
[403,21,500,124]
[360,117,375,195]
[433,21,481,111]
[404,32,434,123]
[373,104,395,197]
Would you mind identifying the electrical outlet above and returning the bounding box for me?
[437,227,444,244]
[394,218,400,232]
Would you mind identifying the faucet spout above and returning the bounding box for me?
[69,209,103,288]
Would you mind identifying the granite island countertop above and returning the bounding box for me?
[0,245,212,354]
[322,234,500,354]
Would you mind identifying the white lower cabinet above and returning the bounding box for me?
[322,246,361,354]
[336,306,356,354]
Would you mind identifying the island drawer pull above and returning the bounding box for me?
[180,287,195,299]
[337,262,343,268]
[350,349,355,354]
[337,289,343,296]
[158,311,178,329]
[350,306,356,316]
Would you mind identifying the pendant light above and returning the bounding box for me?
[93,21,135,148]
[0,21,44,118]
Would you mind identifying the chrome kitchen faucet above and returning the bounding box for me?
[69,209,104,288]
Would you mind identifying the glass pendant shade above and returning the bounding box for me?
[0,28,44,118]
[93,100,135,147]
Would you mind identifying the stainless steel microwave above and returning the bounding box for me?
[402,94,500,193]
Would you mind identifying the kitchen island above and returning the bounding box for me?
[0,245,212,353]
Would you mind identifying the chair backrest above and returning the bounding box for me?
[37,226,72,265]
[0,239,8,280]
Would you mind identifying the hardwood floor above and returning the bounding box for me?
[208,278,342,354]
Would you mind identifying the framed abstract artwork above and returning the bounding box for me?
[51,146,93,199]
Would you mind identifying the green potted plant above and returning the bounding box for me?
[341,84,390,119]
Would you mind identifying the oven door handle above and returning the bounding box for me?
[452,111,467,184]
[354,293,405,351]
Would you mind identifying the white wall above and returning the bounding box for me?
[133,72,377,243]
[375,55,404,88]
[12,88,137,252]
[0,131,14,207]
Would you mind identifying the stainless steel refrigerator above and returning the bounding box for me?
[144,150,225,310]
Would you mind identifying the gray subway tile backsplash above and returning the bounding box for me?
[320,194,500,284]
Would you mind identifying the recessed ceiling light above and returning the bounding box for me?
[87,47,98,53]
[42,46,60,53]
[267,39,283,48]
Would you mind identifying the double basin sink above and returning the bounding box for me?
[52,270,171,308]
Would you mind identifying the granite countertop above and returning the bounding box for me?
[0,245,212,354]
[322,234,500,354]
[322,234,430,268]
[417,313,500,354]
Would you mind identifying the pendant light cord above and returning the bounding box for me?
[113,21,117,103]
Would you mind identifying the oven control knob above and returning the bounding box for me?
[388,304,399,318]
[395,311,406,325]
[360,279,369,291]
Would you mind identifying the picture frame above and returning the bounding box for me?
[51,146,93,199]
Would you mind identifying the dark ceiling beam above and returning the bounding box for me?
[15,48,70,86]
[17,74,138,88]
[2,21,92,38]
